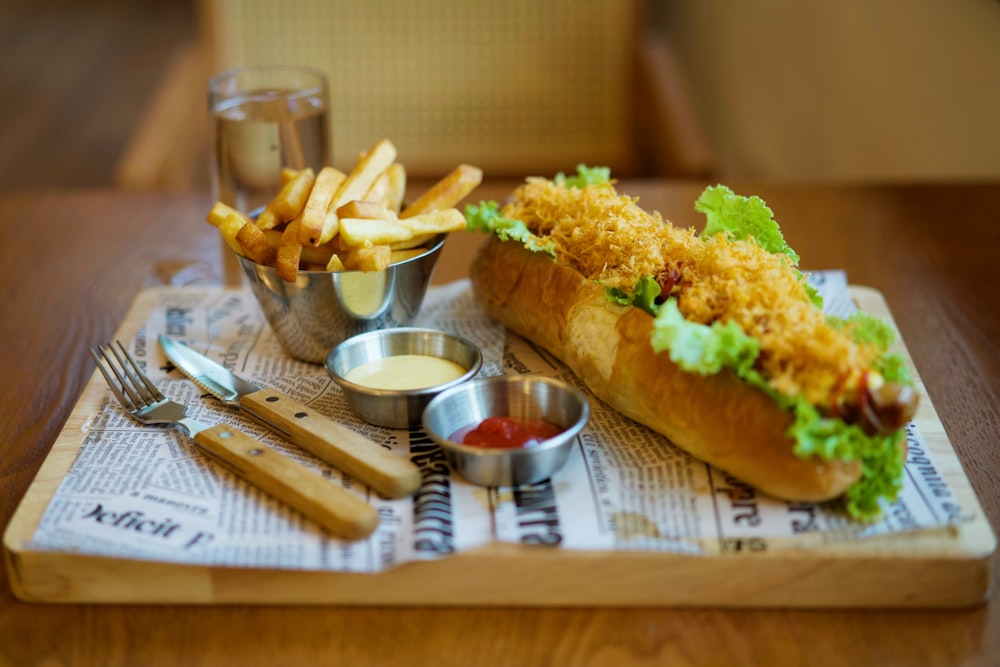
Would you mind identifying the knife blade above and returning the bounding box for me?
[158,335,422,499]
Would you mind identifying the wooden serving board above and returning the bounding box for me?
[3,287,996,607]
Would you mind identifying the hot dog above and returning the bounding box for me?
[465,167,918,518]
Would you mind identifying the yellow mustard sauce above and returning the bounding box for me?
[344,354,467,390]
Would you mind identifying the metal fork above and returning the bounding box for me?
[90,341,378,540]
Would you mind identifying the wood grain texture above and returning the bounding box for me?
[0,0,199,190]
[1,183,998,666]
[240,388,423,499]
[192,423,379,540]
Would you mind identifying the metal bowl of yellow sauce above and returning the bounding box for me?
[325,327,483,428]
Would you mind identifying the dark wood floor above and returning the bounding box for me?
[0,0,197,190]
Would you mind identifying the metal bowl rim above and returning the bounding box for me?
[233,233,447,277]
[324,327,484,398]
[422,375,591,458]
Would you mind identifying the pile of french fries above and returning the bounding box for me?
[207,138,482,282]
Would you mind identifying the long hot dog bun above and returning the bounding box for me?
[471,235,862,502]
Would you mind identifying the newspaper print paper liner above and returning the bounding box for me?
[28,275,967,571]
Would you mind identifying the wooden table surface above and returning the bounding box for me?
[1,181,997,666]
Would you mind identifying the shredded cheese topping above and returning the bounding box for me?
[503,179,669,290]
[501,178,883,406]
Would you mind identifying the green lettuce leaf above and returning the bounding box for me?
[828,311,910,382]
[649,298,761,378]
[787,397,905,519]
[605,275,661,316]
[554,164,611,188]
[464,201,556,255]
[802,279,824,309]
[695,185,800,265]
[872,352,912,385]
[464,165,609,252]
[695,184,822,307]
[832,311,897,350]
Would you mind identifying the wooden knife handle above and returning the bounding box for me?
[193,424,379,541]
[241,387,423,499]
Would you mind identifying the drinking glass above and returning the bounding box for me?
[208,65,331,284]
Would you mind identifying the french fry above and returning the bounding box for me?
[254,206,281,230]
[385,162,407,213]
[217,211,248,255]
[299,240,336,267]
[261,229,282,249]
[339,218,413,246]
[236,220,276,265]
[298,166,346,247]
[205,141,483,282]
[254,167,316,230]
[389,248,427,264]
[363,170,391,208]
[336,200,395,221]
[315,211,342,246]
[388,233,436,250]
[344,244,392,272]
[400,164,482,218]
[397,208,467,236]
[270,228,337,270]
[301,140,396,247]
[272,168,316,221]
[325,254,347,272]
[331,231,354,253]
[329,139,398,211]
[276,219,303,282]
[207,202,250,228]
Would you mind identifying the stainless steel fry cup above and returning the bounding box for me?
[236,234,445,364]
[326,327,483,428]
[422,375,590,487]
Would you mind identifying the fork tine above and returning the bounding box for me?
[90,344,133,409]
[108,340,164,407]
[107,342,145,407]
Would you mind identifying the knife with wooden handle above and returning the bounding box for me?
[194,423,378,540]
[159,335,423,499]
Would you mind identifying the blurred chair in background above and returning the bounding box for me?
[116,0,715,189]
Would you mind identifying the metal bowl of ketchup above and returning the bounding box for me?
[326,328,483,428]
[422,375,590,487]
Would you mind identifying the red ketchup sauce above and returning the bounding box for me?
[450,416,562,449]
